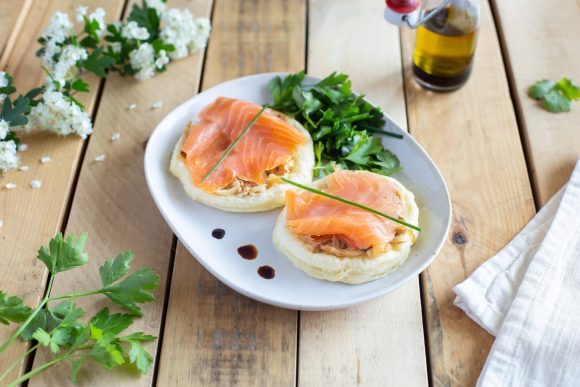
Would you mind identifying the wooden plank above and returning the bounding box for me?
[0,1,125,384]
[491,0,580,205]
[400,1,536,386]
[0,0,32,64]
[298,1,428,386]
[156,0,306,385]
[27,1,213,386]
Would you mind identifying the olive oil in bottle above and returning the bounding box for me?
[412,2,480,91]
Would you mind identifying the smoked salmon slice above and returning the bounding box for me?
[180,97,307,192]
[285,171,403,250]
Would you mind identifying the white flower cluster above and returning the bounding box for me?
[0,71,8,105]
[145,0,166,16]
[25,91,93,139]
[0,120,18,173]
[129,44,170,80]
[160,9,211,60]
[122,21,150,41]
[75,6,106,35]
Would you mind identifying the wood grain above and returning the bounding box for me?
[27,1,213,386]
[0,0,32,64]
[401,1,536,386]
[156,0,306,385]
[0,1,125,384]
[491,0,580,205]
[298,1,428,386]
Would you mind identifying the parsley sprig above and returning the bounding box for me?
[528,78,580,113]
[0,233,160,385]
[268,71,402,178]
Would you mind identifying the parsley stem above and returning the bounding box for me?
[0,343,40,382]
[280,177,421,232]
[201,105,267,183]
[47,289,105,301]
[0,275,55,354]
[7,350,72,387]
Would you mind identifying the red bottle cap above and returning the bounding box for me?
[386,0,420,14]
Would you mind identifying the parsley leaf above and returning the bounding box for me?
[70,358,85,384]
[127,340,153,373]
[37,233,89,274]
[528,80,554,100]
[99,252,133,287]
[90,308,134,339]
[0,291,32,325]
[103,268,159,316]
[542,90,571,113]
[555,78,580,101]
[528,77,580,112]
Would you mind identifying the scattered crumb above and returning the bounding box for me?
[4,183,16,190]
[127,103,137,110]
[18,143,28,152]
[111,132,121,142]
[40,156,51,164]
[19,165,29,171]
[30,180,42,189]
[151,101,163,109]
[0,219,3,228]
[94,154,106,162]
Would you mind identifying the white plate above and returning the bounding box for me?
[144,73,451,311]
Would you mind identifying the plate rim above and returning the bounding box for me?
[144,72,452,311]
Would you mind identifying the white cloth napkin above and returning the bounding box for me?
[454,159,580,387]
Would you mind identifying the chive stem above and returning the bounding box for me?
[358,124,404,139]
[201,105,267,183]
[281,177,421,232]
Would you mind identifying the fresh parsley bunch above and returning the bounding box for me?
[528,78,580,113]
[0,233,160,385]
[268,71,401,178]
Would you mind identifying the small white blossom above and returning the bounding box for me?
[0,140,19,172]
[51,44,88,83]
[0,119,9,140]
[30,180,42,189]
[127,103,137,110]
[155,49,169,69]
[0,71,8,105]
[88,8,106,35]
[17,143,28,152]
[151,101,163,109]
[4,183,16,189]
[129,43,156,80]
[26,91,93,138]
[94,154,106,162]
[75,5,88,23]
[40,156,51,164]
[43,12,73,44]
[161,9,211,60]
[111,132,121,142]
[145,0,166,16]
[19,165,29,171]
[122,21,150,41]
[110,42,122,54]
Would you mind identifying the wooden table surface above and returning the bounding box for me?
[0,0,578,386]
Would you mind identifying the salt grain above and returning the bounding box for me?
[19,165,29,171]
[127,103,137,110]
[111,132,121,142]
[40,156,51,164]
[30,180,42,189]
[18,143,28,152]
[151,101,163,109]
[4,183,16,190]
[94,154,106,162]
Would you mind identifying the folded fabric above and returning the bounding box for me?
[454,159,580,387]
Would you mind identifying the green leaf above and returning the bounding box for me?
[90,307,134,338]
[32,328,51,346]
[103,269,159,316]
[128,3,160,39]
[1,95,31,126]
[542,90,571,113]
[527,79,555,100]
[345,135,382,165]
[82,47,114,78]
[99,252,133,287]
[20,310,47,340]
[127,340,153,374]
[89,342,125,368]
[0,291,32,325]
[37,233,89,274]
[48,300,85,328]
[268,71,305,109]
[0,73,16,95]
[555,78,580,101]
[70,357,85,384]
[371,149,401,175]
[71,78,90,93]
[121,332,157,342]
